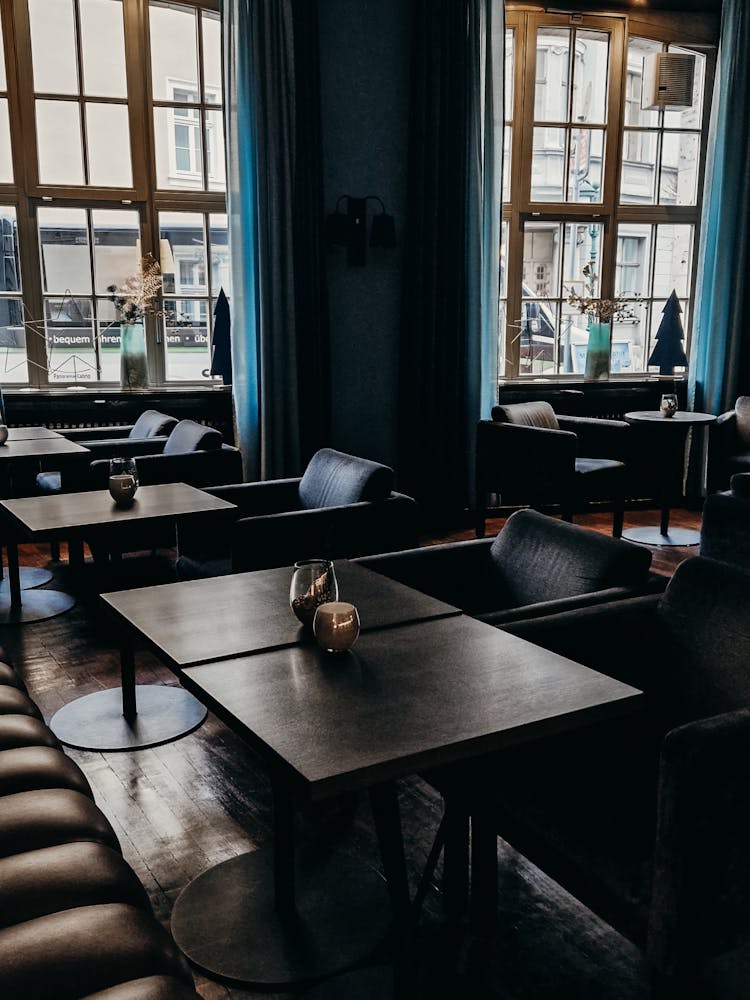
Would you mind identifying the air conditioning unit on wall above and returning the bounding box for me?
[641,53,696,110]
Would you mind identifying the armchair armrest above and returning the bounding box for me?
[707,410,739,492]
[557,415,630,460]
[501,594,663,691]
[649,707,750,974]
[476,421,577,501]
[88,446,242,489]
[477,585,653,627]
[57,425,136,441]
[81,438,168,459]
[207,478,303,516]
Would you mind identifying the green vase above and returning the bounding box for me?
[120,323,148,390]
[584,320,611,382]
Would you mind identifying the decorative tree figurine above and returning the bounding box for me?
[648,290,688,375]
[210,288,232,385]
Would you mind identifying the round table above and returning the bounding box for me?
[622,410,715,547]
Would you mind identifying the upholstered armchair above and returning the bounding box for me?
[442,556,750,996]
[700,472,750,571]
[707,395,750,491]
[177,447,419,577]
[357,508,659,627]
[475,401,629,538]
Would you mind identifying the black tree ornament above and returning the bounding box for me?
[210,288,232,385]
[648,289,688,375]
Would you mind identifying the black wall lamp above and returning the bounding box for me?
[325,195,396,266]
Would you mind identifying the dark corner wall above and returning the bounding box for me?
[318,0,412,471]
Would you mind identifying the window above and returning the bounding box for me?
[500,10,714,379]
[0,0,227,386]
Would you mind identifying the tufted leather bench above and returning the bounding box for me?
[0,659,200,1000]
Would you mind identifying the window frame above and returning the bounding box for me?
[1,0,225,389]
[501,7,717,382]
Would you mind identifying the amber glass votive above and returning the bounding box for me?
[313,601,360,653]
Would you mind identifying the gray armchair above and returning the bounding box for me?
[441,556,750,996]
[707,395,750,492]
[357,508,659,627]
[177,448,418,577]
[700,472,750,571]
[476,402,629,538]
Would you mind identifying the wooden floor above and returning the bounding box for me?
[4,509,747,1000]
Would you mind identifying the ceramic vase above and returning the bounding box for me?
[120,323,148,390]
[584,321,611,382]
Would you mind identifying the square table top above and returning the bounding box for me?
[101,560,460,670]
[1,482,236,536]
[181,615,642,801]
[0,437,88,460]
[7,427,62,441]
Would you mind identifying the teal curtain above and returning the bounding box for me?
[688,0,750,417]
[223,0,330,481]
[398,0,503,520]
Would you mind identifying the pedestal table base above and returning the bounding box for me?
[622,526,701,547]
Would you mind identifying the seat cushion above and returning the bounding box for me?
[82,977,200,1000]
[162,419,222,455]
[0,686,43,719]
[490,509,651,607]
[491,401,560,429]
[0,715,61,751]
[726,453,750,478]
[37,471,62,494]
[298,448,394,509]
[129,411,178,439]
[574,457,624,476]
[0,842,149,928]
[0,788,119,858]
[0,903,193,1000]
[735,396,750,448]
[0,747,92,798]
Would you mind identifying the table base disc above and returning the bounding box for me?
[0,588,76,625]
[622,526,701,547]
[0,567,54,591]
[171,848,391,988]
[50,685,207,751]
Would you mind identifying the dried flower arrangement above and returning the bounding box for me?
[567,262,640,323]
[107,253,162,325]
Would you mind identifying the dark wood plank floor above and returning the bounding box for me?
[4,510,747,999]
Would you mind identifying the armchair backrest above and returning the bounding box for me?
[491,401,560,429]
[162,419,222,454]
[490,509,652,607]
[735,396,750,448]
[298,448,394,509]
[731,472,750,497]
[655,556,750,726]
[129,410,178,439]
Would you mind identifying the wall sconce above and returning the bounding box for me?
[325,195,396,266]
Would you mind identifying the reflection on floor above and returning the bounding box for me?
[4,508,748,999]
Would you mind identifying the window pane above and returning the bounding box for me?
[38,208,91,295]
[502,125,511,202]
[535,28,569,122]
[96,296,120,380]
[531,127,565,201]
[504,29,514,120]
[80,0,127,98]
[567,129,604,202]
[653,225,693,299]
[154,107,203,190]
[0,208,21,293]
[659,132,699,205]
[159,212,207,294]
[572,30,609,125]
[92,209,140,295]
[620,130,658,204]
[206,109,225,192]
[209,214,231,297]
[0,298,28,383]
[612,299,647,372]
[0,15,6,90]
[45,297,96,382]
[664,47,705,130]
[626,37,661,128]
[150,2,199,102]
[164,298,210,380]
[36,101,84,185]
[615,223,652,298]
[29,0,79,95]
[202,12,222,105]
[86,103,133,187]
[0,101,12,183]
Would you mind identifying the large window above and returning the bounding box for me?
[501,10,715,379]
[0,0,227,386]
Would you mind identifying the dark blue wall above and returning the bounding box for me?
[319,0,412,469]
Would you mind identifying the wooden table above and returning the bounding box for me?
[1,483,237,750]
[115,571,638,991]
[623,410,716,546]
[0,436,90,622]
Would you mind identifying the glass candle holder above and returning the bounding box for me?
[108,457,139,506]
[290,559,338,627]
[660,393,678,418]
[313,601,360,653]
